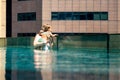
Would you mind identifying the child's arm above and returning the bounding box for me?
[49,32,58,37]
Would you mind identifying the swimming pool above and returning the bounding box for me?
[0,46,120,80]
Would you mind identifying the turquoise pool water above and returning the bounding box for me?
[0,46,120,80]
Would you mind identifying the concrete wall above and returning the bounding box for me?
[118,0,120,33]
[0,0,6,38]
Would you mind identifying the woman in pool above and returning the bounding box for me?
[33,24,57,50]
[33,30,47,49]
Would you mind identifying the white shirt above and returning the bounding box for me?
[33,34,47,47]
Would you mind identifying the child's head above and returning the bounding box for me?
[42,24,51,32]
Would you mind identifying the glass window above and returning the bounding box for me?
[101,12,108,20]
[52,12,59,20]
[18,12,36,21]
[51,12,108,20]
[18,33,36,37]
[93,12,100,20]
[87,12,93,20]
[65,12,73,20]
[59,12,65,20]
[80,12,87,20]
[72,12,80,20]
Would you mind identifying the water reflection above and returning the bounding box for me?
[0,48,6,80]
[34,49,55,70]
[5,47,38,80]
[33,49,55,80]
[5,47,55,80]
[53,48,109,80]
[0,47,119,80]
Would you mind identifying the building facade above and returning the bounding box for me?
[42,0,120,34]
[2,0,120,37]
[12,0,42,37]
[0,0,6,38]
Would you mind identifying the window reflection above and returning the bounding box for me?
[51,12,108,20]
[17,12,36,21]
[101,12,108,20]
[94,12,100,20]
